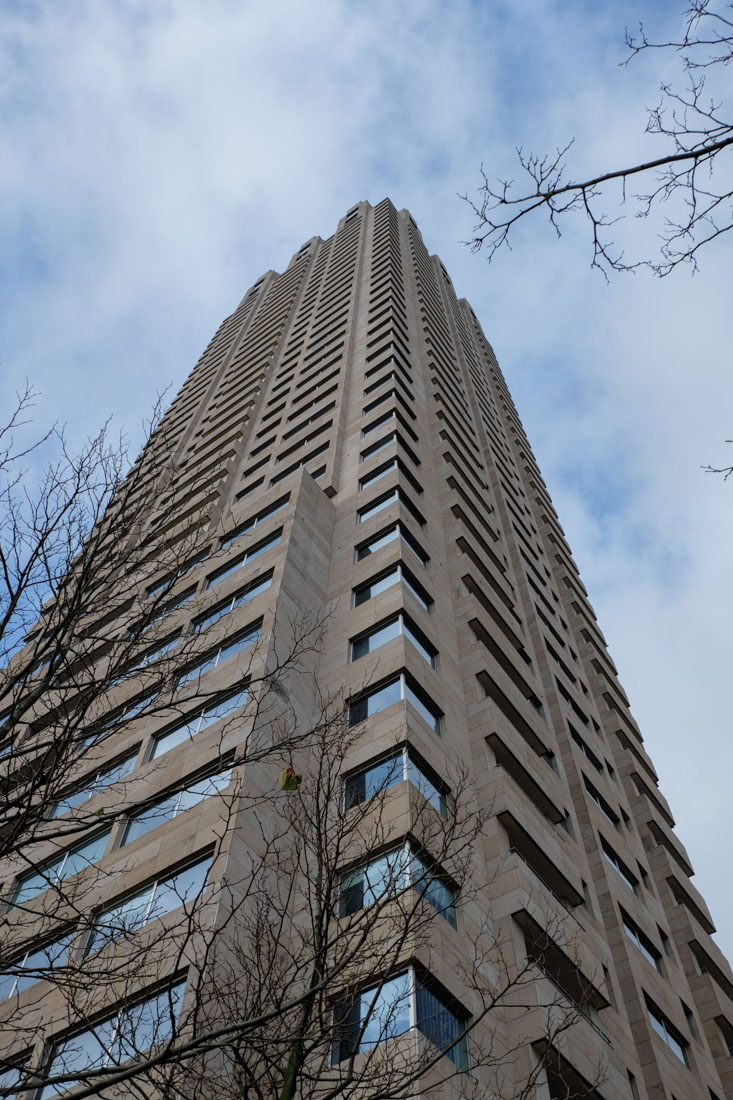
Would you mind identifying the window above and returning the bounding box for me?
[131,634,180,674]
[0,933,74,1001]
[9,831,111,907]
[362,409,397,437]
[235,476,264,501]
[340,846,456,927]
[344,748,447,817]
[621,910,662,971]
[351,613,436,667]
[357,488,425,527]
[363,389,399,415]
[646,997,691,1066]
[584,777,620,826]
[52,754,137,817]
[0,1058,27,1098]
[360,433,397,461]
[601,838,638,894]
[359,459,398,490]
[38,979,186,1097]
[145,550,209,598]
[121,768,233,846]
[177,624,260,688]
[358,457,421,496]
[348,673,442,735]
[140,586,196,630]
[86,854,213,955]
[150,691,247,761]
[355,523,428,566]
[206,531,282,588]
[194,573,272,633]
[270,441,329,484]
[219,496,289,549]
[353,564,432,612]
[332,969,468,1069]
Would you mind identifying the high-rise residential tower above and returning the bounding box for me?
[1,199,732,1100]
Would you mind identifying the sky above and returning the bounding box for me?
[1,0,731,959]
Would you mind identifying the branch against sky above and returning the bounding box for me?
[464,1,733,277]
[0,394,610,1099]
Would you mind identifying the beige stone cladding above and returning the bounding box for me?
[1,199,731,1100]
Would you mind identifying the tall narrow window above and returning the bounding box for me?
[620,910,662,972]
[645,996,691,1066]
[600,838,638,894]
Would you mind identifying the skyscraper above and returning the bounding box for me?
[2,198,732,1099]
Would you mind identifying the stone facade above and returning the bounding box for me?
[1,199,731,1100]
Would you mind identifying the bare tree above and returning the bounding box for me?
[0,395,608,1099]
[464,1,733,278]
[2,701,608,1099]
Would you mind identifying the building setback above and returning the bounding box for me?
[1,198,732,1099]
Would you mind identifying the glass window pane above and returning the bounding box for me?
[207,556,245,589]
[354,567,399,606]
[340,850,407,916]
[360,433,395,460]
[401,571,431,611]
[150,717,199,759]
[360,460,396,489]
[176,770,232,813]
[351,619,401,661]
[151,856,212,920]
[11,863,62,907]
[53,755,136,817]
[402,621,435,666]
[41,981,186,1097]
[246,531,281,562]
[358,491,398,523]
[123,793,180,846]
[0,1062,25,1097]
[356,526,399,559]
[87,888,153,955]
[404,682,441,734]
[410,854,457,927]
[406,758,447,817]
[399,527,428,566]
[40,1028,110,1097]
[349,678,403,726]
[344,754,404,808]
[360,973,410,1049]
[59,832,110,881]
[0,934,74,1001]
[366,679,403,718]
[415,981,467,1069]
[151,690,247,760]
[114,980,185,1061]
